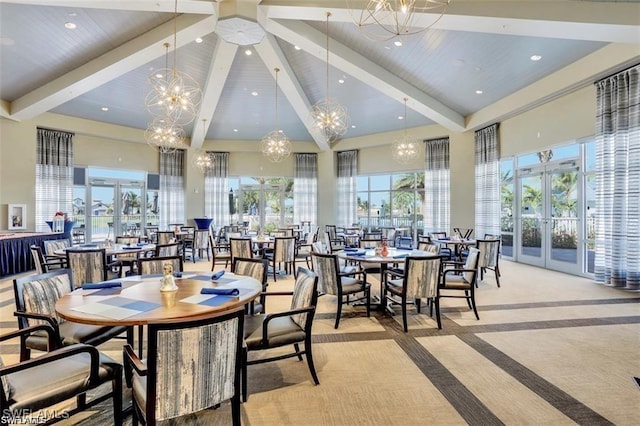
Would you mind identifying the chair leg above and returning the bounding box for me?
[334,299,342,329]
[465,290,472,309]
[416,298,421,313]
[241,348,248,402]
[77,393,87,409]
[231,393,241,426]
[366,288,371,318]
[294,342,303,361]
[435,297,443,329]
[402,297,408,332]
[495,266,501,287]
[304,336,320,385]
[470,295,480,320]
[112,368,123,426]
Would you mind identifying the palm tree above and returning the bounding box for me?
[551,171,578,216]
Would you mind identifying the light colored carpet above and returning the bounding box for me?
[1,259,638,425]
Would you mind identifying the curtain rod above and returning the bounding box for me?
[37,126,76,136]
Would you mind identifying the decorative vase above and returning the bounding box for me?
[381,239,389,257]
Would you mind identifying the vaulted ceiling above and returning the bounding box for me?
[1,0,638,151]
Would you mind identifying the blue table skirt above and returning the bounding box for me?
[0,232,67,277]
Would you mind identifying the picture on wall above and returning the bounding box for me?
[8,204,27,230]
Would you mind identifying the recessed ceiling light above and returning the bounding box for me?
[195,37,203,44]
[530,54,542,61]
[294,45,301,50]
[398,115,404,120]
[351,125,356,129]
[68,12,77,17]
[101,107,109,111]
[475,90,483,95]
[245,49,252,56]
[394,40,402,47]
[251,91,258,96]
[64,22,76,30]
[338,79,345,84]
[233,129,239,132]
[155,73,163,79]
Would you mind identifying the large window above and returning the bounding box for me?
[228,176,293,233]
[356,172,424,233]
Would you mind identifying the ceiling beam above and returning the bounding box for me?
[190,38,239,148]
[254,33,330,151]
[10,13,218,121]
[260,1,640,43]
[0,0,216,14]
[260,17,466,132]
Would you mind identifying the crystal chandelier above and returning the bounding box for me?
[261,68,292,163]
[309,12,349,143]
[145,0,201,153]
[347,0,451,41]
[392,97,422,164]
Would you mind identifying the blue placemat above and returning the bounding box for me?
[91,287,123,296]
[198,295,236,307]
[100,297,160,312]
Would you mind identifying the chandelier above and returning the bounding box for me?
[261,68,292,162]
[309,12,349,143]
[347,0,451,41]
[192,149,214,171]
[392,97,422,164]
[144,117,186,154]
[191,119,215,172]
[145,0,201,153]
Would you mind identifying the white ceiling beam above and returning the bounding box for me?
[261,17,466,132]
[466,43,640,130]
[0,0,216,14]
[254,33,330,151]
[10,13,218,120]
[260,1,640,43]
[190,38,239,148]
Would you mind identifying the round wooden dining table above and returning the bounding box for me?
[55,272,261,327]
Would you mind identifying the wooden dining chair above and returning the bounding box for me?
[311,252,370,329]
[435,248,481,329]
[13,269,132,361]
[137,255,184,275]
[123,308,244,426]
[383,256,443,332]
[65,248,110,287]
[242,268,319,401]
[1,324,123,425]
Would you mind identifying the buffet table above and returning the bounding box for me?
[0,232,68,277]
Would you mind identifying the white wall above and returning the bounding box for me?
[1,86,597,233]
